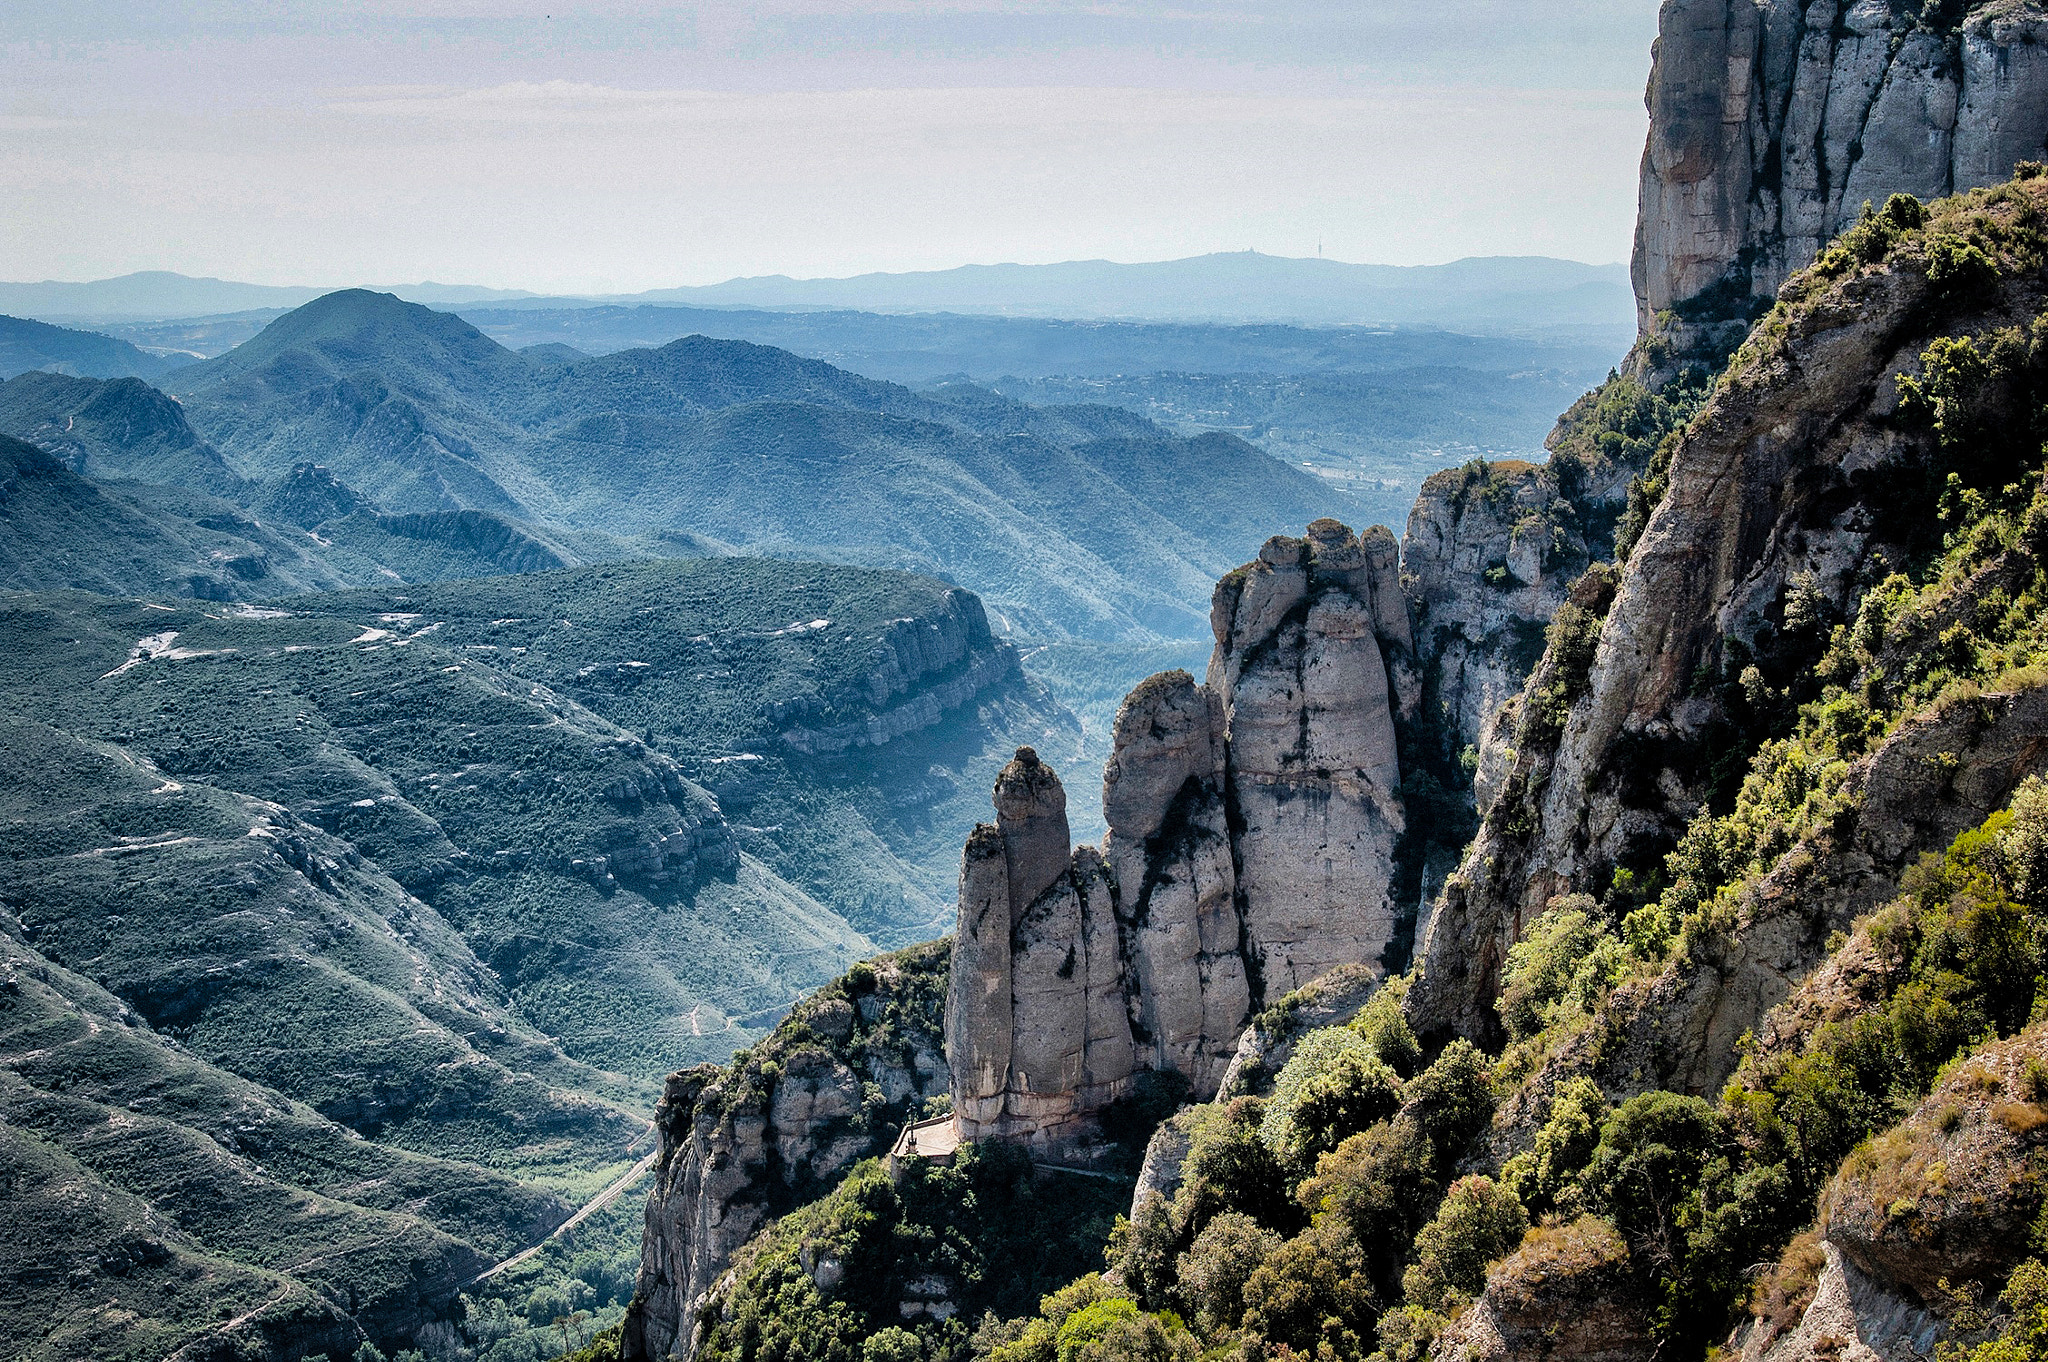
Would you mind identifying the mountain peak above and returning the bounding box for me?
[179,288,525,391]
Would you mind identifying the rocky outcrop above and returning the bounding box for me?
[1487,681,2048,1145]
[763,590,1025,756]
[1208,521,1413,992]
[263,461,372,528]
[1735,1242,1944,1362]
[1413,176,2048,1043]
[1401,460,1589,801]
[0,369,250,499]
[627,944,951,1362]
[1635,0,2048,359]
[1734,1028,2048,1362]
[947,520,1414,1150]
[946,748,1134,1147]
[366,507,570,574]
[1436,1217,1654,1362]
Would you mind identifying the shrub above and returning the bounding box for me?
[1350,977,1424,1078]
[1401,1038,1496,1163]
[1239,1217,1377,1357]
[1177,1098,1297,1237]
[1374,1303,1448,1362]
[1502,1077,1607,1218]
[1116,1193,1179,1312]
[1522,604,1607,745]
[1402,1176,1529,1314]
[1175,1212,1280,1335]
[1296,1115,1440,1296]
[1497,896,1629,1040]
[992,1277,1132,1362]
[1057,1300,1141,1362]
[864,1329,925,1362]
[1581,1092,1724,1277]
[2001,776,2048,905]
[1067,1311,1199,1362]
[1260,1028,1402,1170]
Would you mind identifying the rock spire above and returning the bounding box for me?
[945,519,1416,1150]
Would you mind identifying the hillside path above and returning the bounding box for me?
[467,1142,660,1286]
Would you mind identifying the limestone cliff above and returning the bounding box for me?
[946,519,1415,1150]
[1413,174,2048,1043]
[1635,0,2048,361]
[760,589,1024,757]
[625,944,950,1362]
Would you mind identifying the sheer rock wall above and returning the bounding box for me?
[1636,0,2048,356]
[945,520,1416,1150]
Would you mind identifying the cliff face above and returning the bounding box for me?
[627,944,950,1362]
[765,590,1023,756]
[946,519,1414,1150]
[1401,460,1593,823]
[1412,176,2048,1043]
[1636,0,2048,357]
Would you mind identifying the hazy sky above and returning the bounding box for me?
[2,2,1662,292]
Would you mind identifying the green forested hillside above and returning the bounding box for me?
[0,434,360,600]
[0,550,1074,1357]
[0,313,181,382]
[0,369,248,496]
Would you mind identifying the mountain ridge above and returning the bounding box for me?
[1,256,1632,333]
[156,290,1362,640]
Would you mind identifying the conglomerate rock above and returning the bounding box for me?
[945,520,1415,1150]
[1635,0,2048,359]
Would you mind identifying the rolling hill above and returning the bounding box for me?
[159,290,1361,639]
[0,314,182,382]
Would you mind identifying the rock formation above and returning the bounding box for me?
[946,519,1415,1149]
[769,591,1023,756]
[1436,1217,1654,1362]
[1733,1028,2048,1362]
[1635,0,2048,359]
[1412,175,2048,1043]
[1400,459,1592,815]
[946,747,1134,1146]
[627,944,951,1362]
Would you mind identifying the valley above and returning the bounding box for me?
[11,2,2048,1360]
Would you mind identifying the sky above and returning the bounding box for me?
[1,2,1663,293]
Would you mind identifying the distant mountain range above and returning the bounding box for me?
[453,304,1628,381]
[616,252,1634,331]
[142,289,1357,639]
[0,271,540,322]
[2,253,1632,333]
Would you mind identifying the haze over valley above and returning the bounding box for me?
[24,4,2048,1362]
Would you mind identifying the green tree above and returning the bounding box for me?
[1402,1176,1529,1314]
[1240,1217,1377,1357]
[1175,1212,1280,1336]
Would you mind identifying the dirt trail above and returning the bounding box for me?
[467,1145,661,1285]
